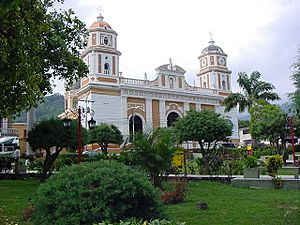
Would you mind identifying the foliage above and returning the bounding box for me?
[0,0,88,118]
[31,160,162,225]
[27,118,88,181]
[0,155,14,172]
[173,110,232,152]
[250,101,287,148]
[89,123,123,154]
[14,93,64,123]
[132,128,176,188]
[96,219,185,225]
[238,119,250,128]
[161,178,188,205]
[224,71,280,113]
[243,155,259,168]
[173,110,232,174]
[290,46,300,112]
[266,155,283,179]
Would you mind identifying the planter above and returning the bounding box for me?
[243,168,260,178]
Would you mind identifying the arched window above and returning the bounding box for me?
[129,115,143,141]
[104,63,110,74]
[222,80,226,90]
[178,77,182,88]
[167,112,179,127]
[170,77,174,89]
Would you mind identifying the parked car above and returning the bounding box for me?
[217,142,236,149]
[0,136,19,155]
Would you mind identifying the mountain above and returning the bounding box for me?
[14,93,64,123]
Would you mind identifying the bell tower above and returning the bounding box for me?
[82,13,121,78]
[197,37,231,91]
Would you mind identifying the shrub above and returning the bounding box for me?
[161,177,187,204]
[31,160,162,225]
[266,155,283,178]
[243,155,258,168]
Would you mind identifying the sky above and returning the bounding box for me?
[53,0,300,102]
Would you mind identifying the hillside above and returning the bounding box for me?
[14,93,64,123]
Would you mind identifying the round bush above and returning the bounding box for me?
[32,160,161,225]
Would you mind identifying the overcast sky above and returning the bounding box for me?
[53,0,300,102]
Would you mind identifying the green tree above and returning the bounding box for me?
[238,120,250,128]
[27,118,87,181]
[89,123,123,154]
[0,0,88,118]
[173,110,233,173]
[250,101,287,148]
[224,71,280,145]
[132,128,176,188]
[290,46,300,112]
[224,71,280,113]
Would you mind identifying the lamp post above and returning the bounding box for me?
[286,117,296,164]
[63,107,96,163]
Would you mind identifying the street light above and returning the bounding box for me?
[286,117,296,164]
[129,106,142,142]
[63,107,96,163]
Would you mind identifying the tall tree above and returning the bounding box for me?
[0,0,88,118]
[89,123,123,154]
[173,110,233,173]
[290,46,300,112]
[250,101,287,148]
[224,71,280,113]
[132,128,176,188]
[27,118,87,181]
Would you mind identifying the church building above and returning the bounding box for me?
[64,14,239,147]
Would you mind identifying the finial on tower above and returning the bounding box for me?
[208,31,215,45]
[144,72,148,80]
[97,13,104,22]
[169,57,173,66]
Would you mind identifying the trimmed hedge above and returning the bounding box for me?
[31,160,162,225]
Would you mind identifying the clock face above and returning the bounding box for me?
[218,57,225,66]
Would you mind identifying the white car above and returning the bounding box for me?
[0,136,19,155]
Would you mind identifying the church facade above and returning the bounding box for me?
[64,14,239,147]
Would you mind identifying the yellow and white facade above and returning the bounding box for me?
[64,14,239,145]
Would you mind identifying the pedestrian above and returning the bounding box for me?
[13,146,20,173]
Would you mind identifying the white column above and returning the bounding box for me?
[121,96,128,136]
[159,100,166,127]
[196,103,201,111]
[145,98,153,131]
[184,102,189,115]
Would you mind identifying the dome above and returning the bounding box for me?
[201,40,224,54]
[89,14,112,30]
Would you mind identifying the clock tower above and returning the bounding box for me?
[197,38,231,91]
[82,13,121,79]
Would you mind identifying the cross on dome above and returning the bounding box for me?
[209,31,215,46]
[97,13,104,22]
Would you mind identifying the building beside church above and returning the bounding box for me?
[64,14,239,147]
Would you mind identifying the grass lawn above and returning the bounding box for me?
[163,181,300,225]
[0,179,40,225]
[0,179,299,225]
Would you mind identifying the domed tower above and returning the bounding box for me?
[197,38,231,91]
[82,13,121,78]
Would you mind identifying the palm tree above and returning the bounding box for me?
[224,71,280,112]
[224,71,280,146]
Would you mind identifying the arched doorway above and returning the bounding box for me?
[129,115,143,140]
[167,112,179,127]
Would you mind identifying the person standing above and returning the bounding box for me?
[13,146,20,173]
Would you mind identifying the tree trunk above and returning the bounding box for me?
[41,148,61,182]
